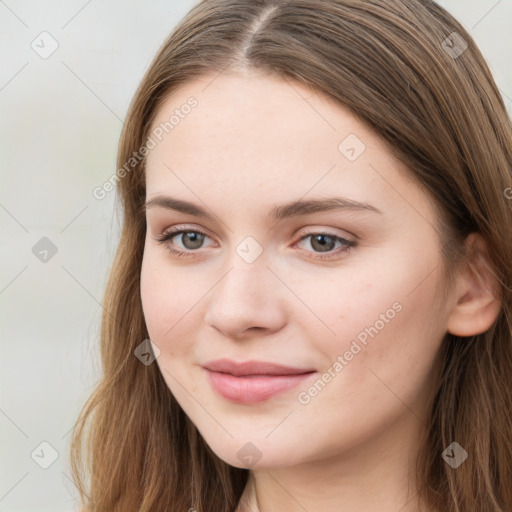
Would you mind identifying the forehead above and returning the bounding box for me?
[147,70,376,168]
[144,71,432,224]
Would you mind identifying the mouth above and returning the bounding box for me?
[203,367,317,404]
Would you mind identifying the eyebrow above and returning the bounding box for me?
[144,195,382,220]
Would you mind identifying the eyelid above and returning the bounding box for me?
[154,225,216,247]
[156,223,214,239]
[293,225,356,242]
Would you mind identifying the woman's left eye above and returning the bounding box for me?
[294,233,356,260]
[154,228,356,260]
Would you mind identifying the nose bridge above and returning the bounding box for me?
[220,233,270,294]
[204,239,286,335]
[214,243,272,310]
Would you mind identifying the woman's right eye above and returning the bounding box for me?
[154,229,214,258]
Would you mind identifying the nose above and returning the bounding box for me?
[204,254,287,340]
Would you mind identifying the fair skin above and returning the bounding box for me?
[140,69,500,512]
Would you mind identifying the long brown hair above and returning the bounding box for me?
[69,1,512,510]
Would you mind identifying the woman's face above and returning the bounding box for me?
[140,70,454,470]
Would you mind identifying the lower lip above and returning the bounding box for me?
[204,368,316,404]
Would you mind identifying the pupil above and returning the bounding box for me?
[183,232,204,249]
[312,235,335,252]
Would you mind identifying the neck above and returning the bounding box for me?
[236,412,435,512]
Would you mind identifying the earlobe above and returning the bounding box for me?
[447,233,502,337]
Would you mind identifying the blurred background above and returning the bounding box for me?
[0,1,511,510]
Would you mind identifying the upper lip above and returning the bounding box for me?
[203,358,315,376]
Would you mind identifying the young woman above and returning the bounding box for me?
[70,1,512,511]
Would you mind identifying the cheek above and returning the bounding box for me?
[288,262,405,349]
[300,248,445,401]
[140,249,206,399]
[140,255,167,342]
[140,249,198,353]
[339,287,442,413]
[291,277,444,455]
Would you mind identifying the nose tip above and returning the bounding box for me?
[204,263,287,339]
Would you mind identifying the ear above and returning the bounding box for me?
[447,233,502,337]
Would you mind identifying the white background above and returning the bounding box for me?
[1,1,511,510]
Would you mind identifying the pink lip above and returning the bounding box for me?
[203,358,315,376]
[202,359,316,404]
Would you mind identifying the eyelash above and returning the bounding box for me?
[154,227,356,261]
